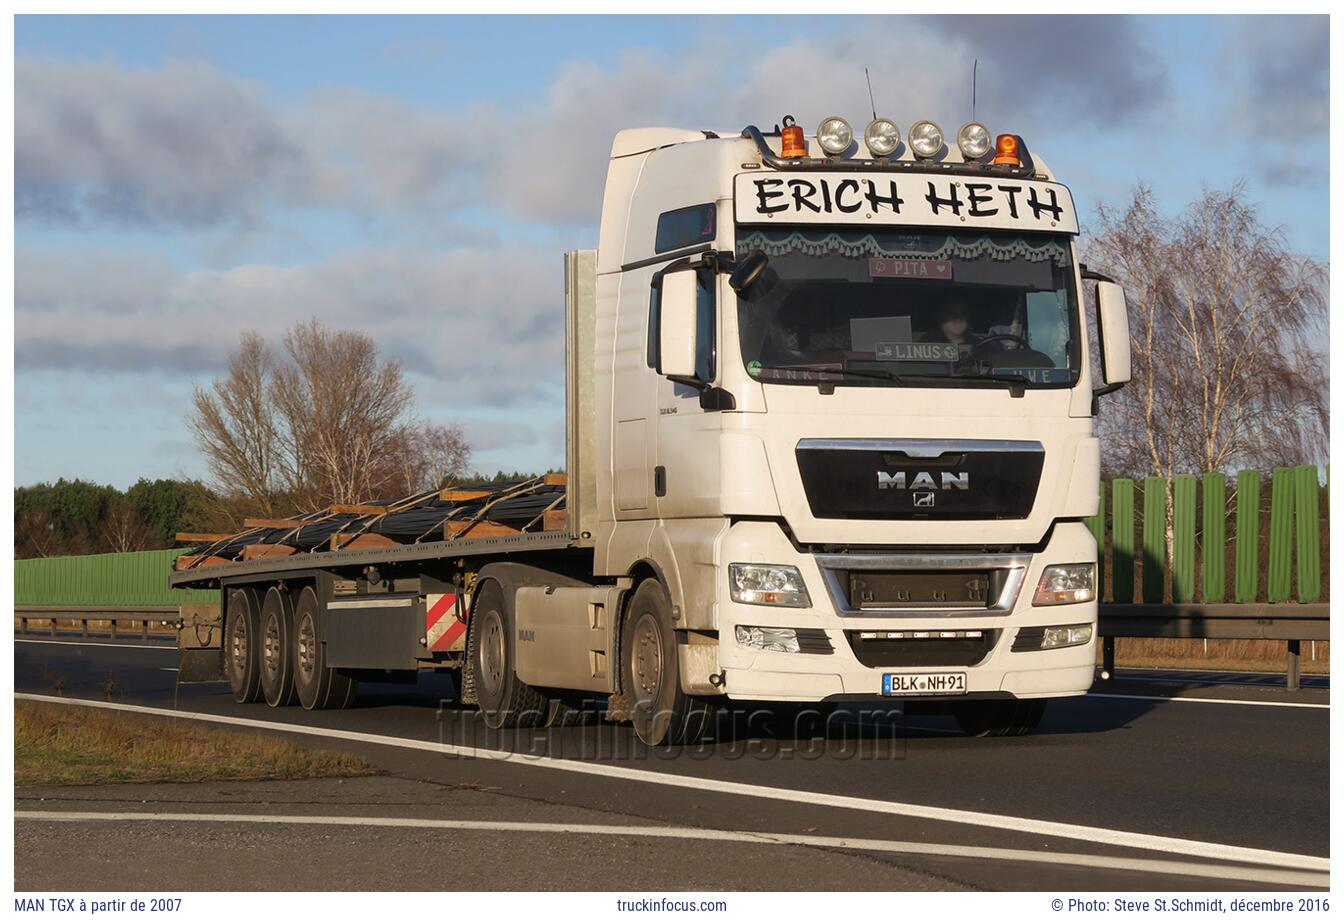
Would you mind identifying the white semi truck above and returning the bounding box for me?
[172,113,1132,745]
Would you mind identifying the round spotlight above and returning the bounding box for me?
[957,122,992,160]
[864,117,900,157]
[816,116,853,156]
[907,120,943,159]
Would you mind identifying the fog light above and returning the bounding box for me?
[729,563,811,607]
[736,625,801,653]
[957,121,992,159]
[1041,624,1093,649]
[816,116,853,155]
[1034,563,1096,605]
[908,120,943,158]
[864,117,900,157]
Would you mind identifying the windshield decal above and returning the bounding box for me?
[869,258,953,280]
[738,230,1070,267]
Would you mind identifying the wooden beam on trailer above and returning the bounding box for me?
[330,532,399,550]
[241,543,298,560]
[174,554,232,571]
[543,509,568,532]
[543,472,567,487]
[444,520,521,540]
[175,533,232,544]
[329,504,386,516]
[243,518,308,530]
[440,489,494,503]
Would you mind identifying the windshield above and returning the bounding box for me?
[734,227,1081,388]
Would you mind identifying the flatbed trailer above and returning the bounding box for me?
[173,112,1133,745]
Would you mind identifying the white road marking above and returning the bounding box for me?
[1088,692,1328,710]
[159,668,180,672]
[15,639,176,651]
[14,692,1327,873]
[14,810,1326,888]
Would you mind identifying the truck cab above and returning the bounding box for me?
[587,115,1131,741]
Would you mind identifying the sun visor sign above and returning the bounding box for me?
[734,173,1078,234]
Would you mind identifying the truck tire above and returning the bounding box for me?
[622,579,717,746]
[468,580,547,729]
[259,585,298,707]
[954,699,1047,737]
[292,586,357,711]
[225,587,263,703]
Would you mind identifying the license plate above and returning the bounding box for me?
[882,672,967,696]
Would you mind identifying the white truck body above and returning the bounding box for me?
[175,116,1131,743]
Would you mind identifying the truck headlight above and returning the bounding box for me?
[1033,563,1096,605]
[735,625,801,653]
[1041,624,1093,649]
[728,563,811,607]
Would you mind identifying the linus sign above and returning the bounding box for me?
[733,173,1079,234]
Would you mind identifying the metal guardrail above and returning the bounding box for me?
[15,602,1329,690]
[1098,603,1329,690]
[15,605,179,642]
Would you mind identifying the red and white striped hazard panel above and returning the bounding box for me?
[425,592,469,653]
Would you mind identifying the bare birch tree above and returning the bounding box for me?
[189,320,472,514]
[1085,184,1327,477]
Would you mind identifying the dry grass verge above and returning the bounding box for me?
[1103,638,1330,674]
[15,701,378,786]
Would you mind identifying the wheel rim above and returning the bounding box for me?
[229,609,249,678]
[297,613,317,680]
[263,613,281,681]
[631,613,663,708]
[479,610,505,699]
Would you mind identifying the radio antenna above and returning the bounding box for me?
[972,59,978,122]
[864,66,877,121]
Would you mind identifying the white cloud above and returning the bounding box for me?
[15,243,563,408]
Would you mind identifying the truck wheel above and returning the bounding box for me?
[225,588,263,703]
[622,579,717,746]
[468,580,547,729]
[954,699,1047,737]
[292,586,357,711]
[259,586,298,707]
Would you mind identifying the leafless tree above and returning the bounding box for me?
[1085,184,1328,477]
[384,422,472,495]
[15,509,61,559]
[98,502,157,553]
[188,332,282,515]
[189,320,471,514]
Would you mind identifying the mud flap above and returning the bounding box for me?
[176,602,225,683]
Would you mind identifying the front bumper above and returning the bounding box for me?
[714,520,1098,702]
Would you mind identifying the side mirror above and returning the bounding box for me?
[657,270,698,379]
[729,251,769,292]
[1095,280,1131,392]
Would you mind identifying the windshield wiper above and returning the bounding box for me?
[751,362,1043,389]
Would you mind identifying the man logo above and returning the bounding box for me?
[913,492,936,508]
[876,471,971,491]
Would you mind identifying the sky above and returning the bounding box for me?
[12,13,1331,489]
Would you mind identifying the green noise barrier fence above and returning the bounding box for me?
[1084,465,1327,605]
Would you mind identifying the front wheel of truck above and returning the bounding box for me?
[953,699,1047,737]
[622,579,716,747]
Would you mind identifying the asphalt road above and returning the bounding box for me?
[13,637,1330,891]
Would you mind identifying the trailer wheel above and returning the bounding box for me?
[622,579,716,746]
[259,586,298,707]
[468,580,547,729]
[292,586,357,711]
[954,699,1047,737]
[225,588,264,703]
